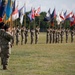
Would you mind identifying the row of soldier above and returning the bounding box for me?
[12,25,40,45]
[46,27,75,43]
[12,25,75,45]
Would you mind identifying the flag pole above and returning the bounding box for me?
[24,14,26,27]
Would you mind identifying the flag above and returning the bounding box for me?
[6,0,13,20]
[34,7,41,16]
[56,12,62,25]
[60,10,65,20]
[70,14,75,26]
[66,12,73,19]
[44,8,51,21]
[51,8,56,19]
[0,0,7,18]
[12,7,19,21]
[19,4,26,24]
[28,8,35,21]
[64,10,67,19]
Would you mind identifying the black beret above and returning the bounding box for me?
[0,22,5,28]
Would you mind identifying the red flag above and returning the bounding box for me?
[12,7,19,21]
[35,7,41,16]
[32,8,35,19]
[66,12,73,19]
[60,11,65,20]
[51,8,56,19]
[70,14,75,26]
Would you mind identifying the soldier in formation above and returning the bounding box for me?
[15,25,20,45]
[21,25,24,45]
[46,27,50,44]
[71,29,74,43]
[35,26,40,44]
[49,28,53,43]
[24,27,29,44]
[65,28,69,43]
[30,28,35,44]
[60,28,64,43]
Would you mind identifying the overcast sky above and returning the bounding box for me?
[16,0,75,13]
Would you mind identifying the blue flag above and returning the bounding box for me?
[44,8,51,21]
[51,8,56,19]
[0,0,7,18]
[6,0,13,20]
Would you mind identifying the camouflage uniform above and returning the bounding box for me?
[65,29,69,43]
[24,28,28,44]
[49,28,52,43]
[71,30,74,43]
[35,27,40,44]
[60,29,64,43]
[55,29,58,43]
[21,26,24,45]
[15,27,20,45]
[30,29,35,44]
[57,30,60,43]
[46,28,50,44]
[0,29,13,70]
[52,29,55,43]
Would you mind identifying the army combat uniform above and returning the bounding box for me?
[35,27,40,44]
[60,29,64,43]
[21,26,24,45]
[0,29,13,70]
[30,29,35,44]
[24,28,28,44]
[71,30,74,43]
[65,29,69,43]
[49,28,52,43]
[46,28,50,44]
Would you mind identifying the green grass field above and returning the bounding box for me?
[0,32,75,75]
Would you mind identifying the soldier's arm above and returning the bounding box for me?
[0,30,13,41]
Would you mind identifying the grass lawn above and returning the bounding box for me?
[0,32,75,75]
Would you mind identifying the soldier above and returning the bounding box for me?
[65,28,69,43]
[24,27,29,44]
[49,28,53,43]
[21,25,24,45]
[55,29,58,43]
[0,22,5,58]
[57,29,60,43]
[30,28,35,44]
[0,23,13,70]
[35,26,40,44]
[60,28,64,43]
[15,25,20,45]
[52,28,55,43]
[46,27,50,44]
[71,29,74,43]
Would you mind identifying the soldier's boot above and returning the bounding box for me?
[3,65,7,70]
